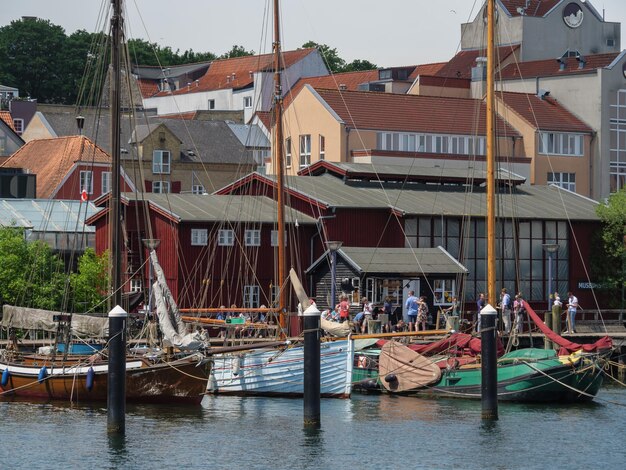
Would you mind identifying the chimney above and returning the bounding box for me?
[556,57,566,71]
[576,54,586,69]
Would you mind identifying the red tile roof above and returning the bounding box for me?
[408,62,447,80]
[416,75,470,89]
[284,70,379,107]
[500,91,592,133]
[0,111,16,131]
[157,48,317,97]
[313,88,519,137]
[436,45,519,79]
[0,136,110,198]
[499,52,620,79]
[137,79,160,98]
[500,0,561,17]
[253,111,272,131]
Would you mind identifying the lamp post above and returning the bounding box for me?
[542,243,559,311]
[326,241,343,310]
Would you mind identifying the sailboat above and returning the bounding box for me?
[202,0,355,399]
[374,0,611,403]
[0,0,211,404]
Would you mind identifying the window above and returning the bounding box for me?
[243,285,260,308]
[270,230,287,247]
[192,184,205,194]
[207,99,215,110]
[376,132,486,156]
[245,229,261,246]
[153,150,171,174]
[218,229,234,246]
[101,171,111,195]
[13,118,24,135]
[285,137,292,168]
[130,279,142,293]
[299,134,311,168]
[319,135,325,160]
[547,172,576,191]
[539,132,583,156]
[191,229,208,246]
[243,96,252,108]
[80,170,93,194]
[433,279,456,306]
[152,180,170,193]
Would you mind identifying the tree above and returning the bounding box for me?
[0,17,67,102]
[301,41,345,73]
[343,59,377,72]
[70,248,109,313]
[64,29,109,106]
[219,45,254,59]
[593,188,626,307]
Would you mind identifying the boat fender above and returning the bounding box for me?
[384,374,397,383]
[232,356,241,376]
[86,366,95,391]
[1,368,10,387]
[38,366,48,383]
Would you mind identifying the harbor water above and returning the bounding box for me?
[1,387,625,469]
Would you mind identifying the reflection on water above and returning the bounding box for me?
[1,388,626,469]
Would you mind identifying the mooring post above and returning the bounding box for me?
[108,305,127,434]
[552,302,562,344]
[302,303,321,428]
[544,310,552,350]
[481,304,498,420]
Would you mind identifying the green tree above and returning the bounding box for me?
[219,45,254,59]
[0,17,67,102]
[343,59,377,72]
[301,41,345,73]
[594,188,626,307]
[70,248,109,313]
[65,29,109,106]
[0,227,65,310]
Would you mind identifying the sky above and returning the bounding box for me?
[1,1,626,68]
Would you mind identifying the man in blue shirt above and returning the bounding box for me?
[500,288,512,333]
[406,290,418,332]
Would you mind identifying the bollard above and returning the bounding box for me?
[481,304,498,421]
[552,303,562,346]
[107,305,127,434]
[544,311,552,350]
[302,303,321,428]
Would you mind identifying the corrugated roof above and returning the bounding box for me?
[499,52,619,80]
[0,199,98,232]
[309,246,467,275]
[251,173,599,221]
[226,122,270,148]
[500,91,592,132]
[313,88,520,137]
[0,136,110,198]
[130,193,316,224]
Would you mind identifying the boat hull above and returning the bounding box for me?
[207,340,354,398]
[0,355,210,404]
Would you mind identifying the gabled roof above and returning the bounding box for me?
[312,87,520,137]
[306,246,468,276]
[408,62,447,80]
[436,45,520,79]
[132,62,212,80]
[226,122,270,149]
[218,172,599,221]
[499,0,561,17]
[499,52,620,79]
[0,111,16,131]
[0,136,110,198]
[89,193,316,226]
[499,91,592,133]
[299,160,526,185]
[156,48,317,96]
[251,111,272,132]
[284,70,378,107]
[137,78,160,98]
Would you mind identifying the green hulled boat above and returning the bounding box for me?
[377,341,607,403]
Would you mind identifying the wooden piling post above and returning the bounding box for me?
[481,304,498,421]
[302,304,321,428]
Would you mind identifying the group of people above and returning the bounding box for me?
[552,291,580,333]
[405,291,429,332]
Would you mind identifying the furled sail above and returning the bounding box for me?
[1,305,108,337]
[150,250,206,350]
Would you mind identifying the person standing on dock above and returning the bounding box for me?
[417,296,429,331]
[566,291,579,333]
[513,293,525,334]
[406,290,419,332]
[475,292,486,333]
[499,288,512,333]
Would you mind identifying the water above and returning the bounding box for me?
[1,388,625,469]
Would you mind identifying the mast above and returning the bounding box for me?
[486,0,496,305]
[107,0,126,434]
[273,0,287,331]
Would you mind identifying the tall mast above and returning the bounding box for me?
[486,0,497,306]
[273,0,287,330]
